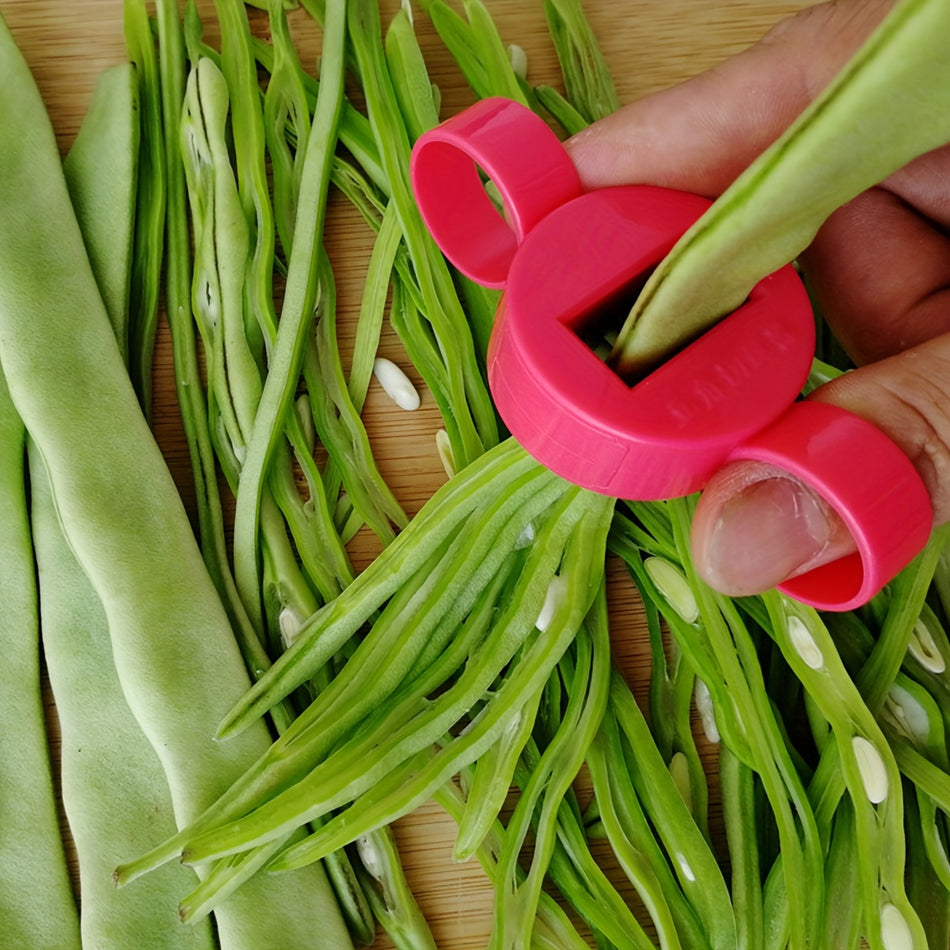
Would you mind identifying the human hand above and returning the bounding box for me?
[565,0,950,597]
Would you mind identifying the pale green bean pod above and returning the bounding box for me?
[0,368,80,950]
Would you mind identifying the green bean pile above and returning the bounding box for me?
[4,1,950,949]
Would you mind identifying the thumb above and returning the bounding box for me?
[691,336,950,597]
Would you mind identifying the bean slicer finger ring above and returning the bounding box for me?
[410,97,931,611]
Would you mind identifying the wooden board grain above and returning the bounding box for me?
[2,1,813,946]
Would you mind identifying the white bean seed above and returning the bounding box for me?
[644,557,698,623]
[880,902,913,950]
[536,575,568,632]
[508,44,528,78]
[884,683,931,745]
[908,617,946,673]
[675,852,696,883]
[373,357,421,411]
[787,615,824,670]
[435,429,455,478]
[694,678,720,744]
[852,735,889,804]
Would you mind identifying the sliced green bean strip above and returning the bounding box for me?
[637,582,710,839]
[177,833,293,923]
[587,729,684,950]
[902,602,950,721]
[719,746,764,950]
[908,782,950,895]
[257,484,325,654]
[385,6,440,142]
[213,0,277,348]
[321,841,379,948]
[533,83,589,136]
[414,0,491,101]
[416,0,528,105]
[542,0,619,123]
[596,710,711,950]
[123,0,166,411]
[304,252,408,543]
[613,0,950,377]
[612,501,679,562]
[492,588,612,950]
[436,778,595,950]
[352,827,437,950]
[543,813,653,950]
[609,519,744,763]
[265,442,352,610]
[184,812,380,944]
[932,544,950,627]
[666,500,823,948]
[906,789,950,950]
[453,683,542,862]
[763,595,924,947]
[821,802,864,950]
[183,0,217,65]
[253,34,390,195]
[610,673,736,950]
[856,529,949,713]
[888,745,950,817]
[389,277,457,436]
[348,200,401,410]
[463,0,534,104]
[264,0,311,256]
[180,57,259,463]
[455,273,500,368]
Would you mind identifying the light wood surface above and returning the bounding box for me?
[4,1,814,946]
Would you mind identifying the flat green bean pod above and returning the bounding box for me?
[0,369,81,950]
[32,454,216,950]
[40,68,215,947]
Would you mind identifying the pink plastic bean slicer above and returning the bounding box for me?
[409,97,931,611]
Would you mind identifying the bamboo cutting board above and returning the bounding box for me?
[3,0,813,946]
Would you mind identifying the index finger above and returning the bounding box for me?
[565,0,896,196]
